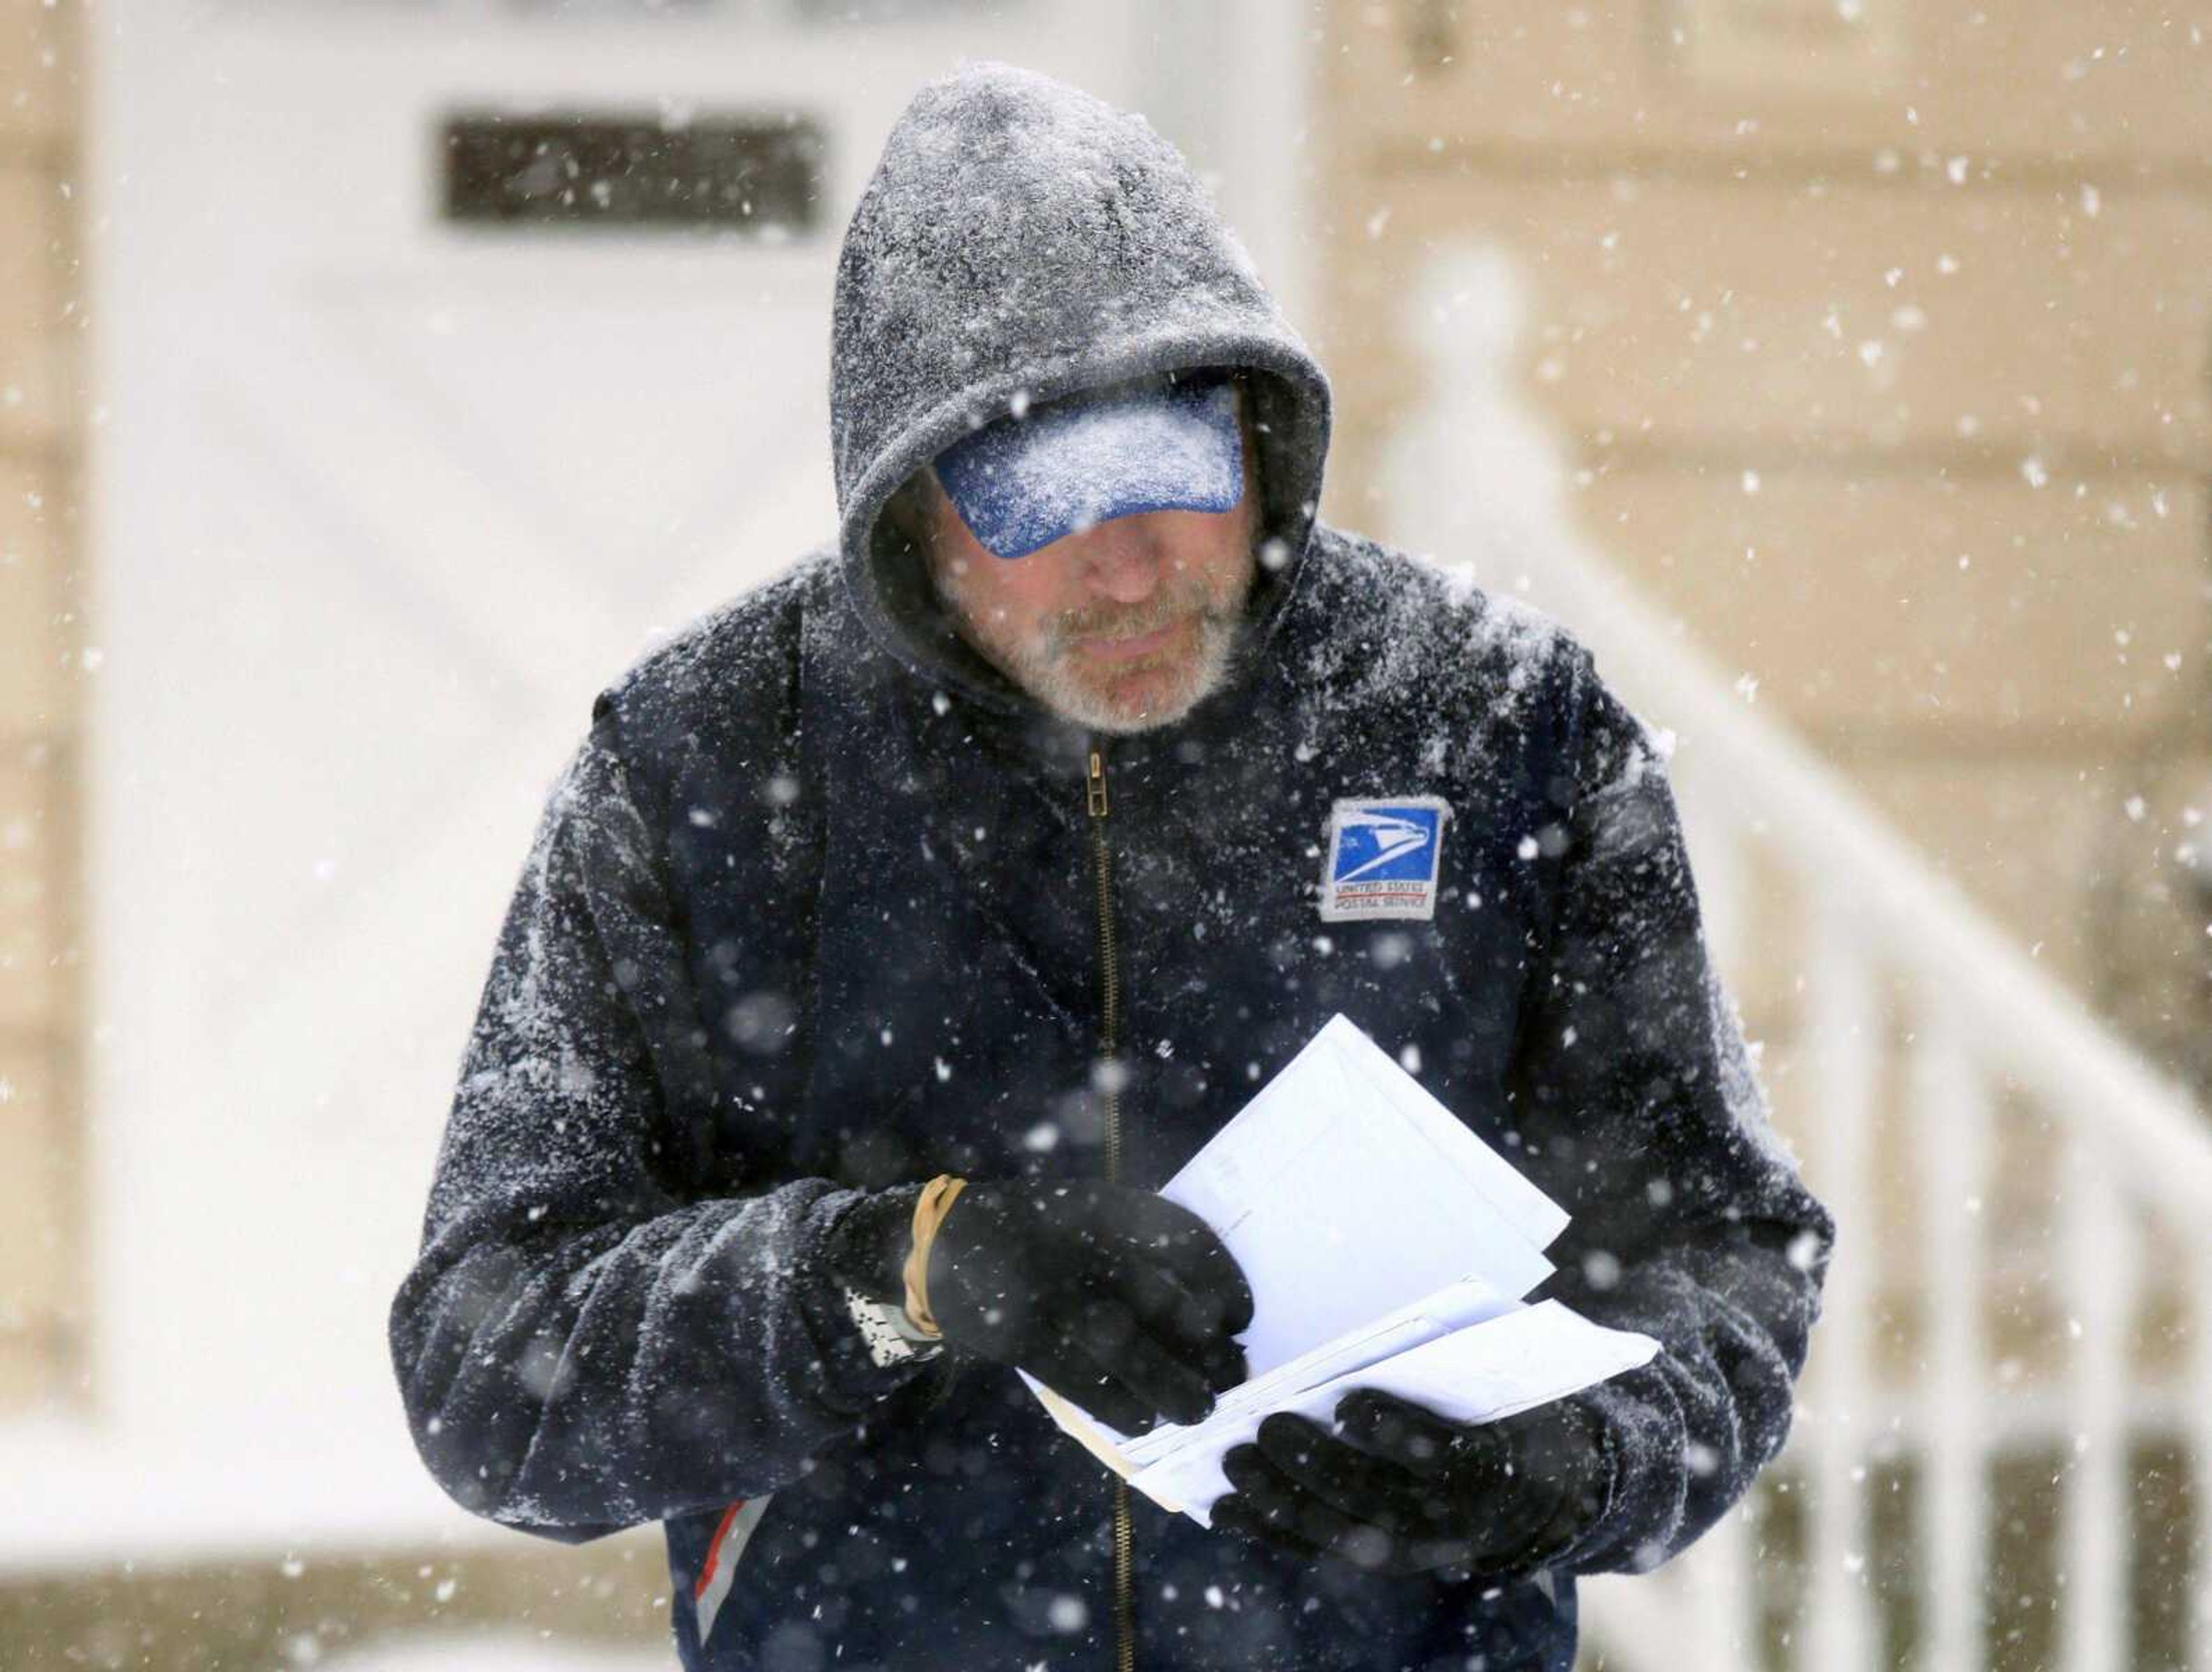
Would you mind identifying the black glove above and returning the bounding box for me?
[825,1178,1252,1434]
[1211,1390,1617,1579]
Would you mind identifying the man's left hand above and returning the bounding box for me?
[1211,1390,1616,1579]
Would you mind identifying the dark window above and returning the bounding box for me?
[441,112,823,233]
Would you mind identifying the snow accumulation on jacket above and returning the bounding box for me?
[389,60,1835,1672]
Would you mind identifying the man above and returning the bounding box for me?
[391,61,1834,1672]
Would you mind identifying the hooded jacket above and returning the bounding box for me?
[389,62,1834,1672]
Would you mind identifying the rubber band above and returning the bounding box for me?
[902,1172,967,1338]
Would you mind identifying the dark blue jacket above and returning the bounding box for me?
[390,62,1832,1672]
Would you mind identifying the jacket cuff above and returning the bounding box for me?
[1541,1365,1690,1577]
[820,1181,928,1304]
[793,1186,943,1412]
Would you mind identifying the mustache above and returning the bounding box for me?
[1047,582,1234,648]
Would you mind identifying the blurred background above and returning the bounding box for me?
[1,2,2207,1668]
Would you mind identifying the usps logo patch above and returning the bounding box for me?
[1320,797,1452,922]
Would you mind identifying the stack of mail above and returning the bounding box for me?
[1018,1014,1660,1525]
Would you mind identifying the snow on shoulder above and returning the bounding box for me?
[1288,528,1578,774]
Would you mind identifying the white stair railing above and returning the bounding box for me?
[1380,245,2212,1672]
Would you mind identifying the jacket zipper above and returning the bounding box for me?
[1086,743,1135,1672]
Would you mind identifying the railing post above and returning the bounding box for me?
[1801,893,1880,1672]
[2057,1155,2133,1672]
[1677,1496,1758,1670]
[1915,996,1990,1671]
[2195,1253,2212,1672]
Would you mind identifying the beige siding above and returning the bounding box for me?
[0,455,74,731]
[0,0,69,152]
[0,1042,66,1406]
[0,751,63,1035]
[0,160,67,445]
[1332,1,2212,173]
[1329,171,2212,466]
[1568,468,2207,740]
[0,0,84,1417]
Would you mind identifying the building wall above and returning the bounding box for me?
[1312,0,2212,1095]
[0,0,86,1416]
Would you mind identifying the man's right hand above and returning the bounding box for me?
[928,1179,1252,1435]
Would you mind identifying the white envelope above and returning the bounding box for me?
[1017,1013,1658,1525]
[1130,1302,1660,1524]
[1153,1015,1566,1386]
[1121,1277,1515,1470]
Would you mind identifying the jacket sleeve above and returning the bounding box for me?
[1503,646,1836,1578]
[388,705,941,1543]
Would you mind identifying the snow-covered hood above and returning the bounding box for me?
[828,60,1332,709]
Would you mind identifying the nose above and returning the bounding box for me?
[1076,516,1165,605]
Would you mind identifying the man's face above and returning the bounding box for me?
[916,395,1261,735]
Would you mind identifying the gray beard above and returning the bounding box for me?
[1017,607,1248,734]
